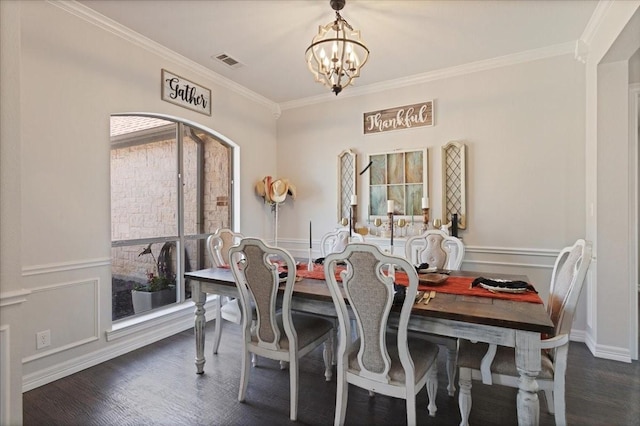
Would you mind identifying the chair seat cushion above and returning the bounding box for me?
[457,340,554,380]
[347,333,438,384]
[251,313,333,350]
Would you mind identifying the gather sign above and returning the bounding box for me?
[363,101,433,134]
[161,69,211,116]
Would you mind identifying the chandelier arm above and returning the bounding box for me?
[305,39,369,55]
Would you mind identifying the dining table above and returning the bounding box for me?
[185,265,554,426]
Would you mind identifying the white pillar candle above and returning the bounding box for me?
[350,194,357,205]
[422,197,430,209]
[387,200,394,213]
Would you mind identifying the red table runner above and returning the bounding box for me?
[295,264,543,304]
[220,263,543,304]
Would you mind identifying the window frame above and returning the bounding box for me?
[110,113,240,322]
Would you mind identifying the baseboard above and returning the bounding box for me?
[569,328,586,342]
[583,332,632,363]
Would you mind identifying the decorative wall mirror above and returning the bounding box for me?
[337,149,357,222]
[367,148,428,218]
[441,141,467,229]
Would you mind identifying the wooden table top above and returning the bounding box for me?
[185,268,554,335]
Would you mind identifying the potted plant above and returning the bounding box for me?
[131,243,176,314]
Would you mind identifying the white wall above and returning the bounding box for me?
[0,1,279,412]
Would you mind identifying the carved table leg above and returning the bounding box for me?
[212,295,222,354]
[515,330,541,425]
[193,281,206,374]
[446,345,457,396]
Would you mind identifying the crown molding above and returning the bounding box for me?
[50,1,281,118]
[574,1,615,63]
[579,0,615,47]
[281,41,576,111]
[52,1,584,117]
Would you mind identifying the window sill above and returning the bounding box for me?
[106,295,218,342]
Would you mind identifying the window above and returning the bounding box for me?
[110,114,234,321]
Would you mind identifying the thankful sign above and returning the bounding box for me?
[161,69,211,116]
[363,101,433,134]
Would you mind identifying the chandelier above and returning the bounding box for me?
[305,0,369,96]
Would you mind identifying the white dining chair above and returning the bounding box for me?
[319,228,365,360]
[320,228,364,257]
[324,243,439,426]
[206,228,244,354]
[404,229,465,396]
[457,239,592,426]
[404,229,465,270]
[229,238,334,421]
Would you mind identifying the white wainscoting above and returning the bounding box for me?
[22,296,220,392]
[0,290,28,425]
[1,325,11,425]
[19,256,225,391]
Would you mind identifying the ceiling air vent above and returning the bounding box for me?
[213,53,243,69]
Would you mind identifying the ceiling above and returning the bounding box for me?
[78,0,599,105]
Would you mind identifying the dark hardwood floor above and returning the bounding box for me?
[24,322,640,426]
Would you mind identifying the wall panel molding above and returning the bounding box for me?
[23,278,100,363]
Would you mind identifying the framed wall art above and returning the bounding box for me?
[441,141,467,229]
[337,149,357,222]
[367,148,428,218]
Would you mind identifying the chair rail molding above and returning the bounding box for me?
[0,289,30,307]
[22,257,111,277]
[279,238,560,267]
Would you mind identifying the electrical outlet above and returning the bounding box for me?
[36,330,51,349]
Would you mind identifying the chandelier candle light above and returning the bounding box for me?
[305,0,369,95]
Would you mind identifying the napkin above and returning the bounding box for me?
[471,277,537,293]
[414,263,430,273]
[393,283,406,306]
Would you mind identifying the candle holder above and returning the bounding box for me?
[422,207,430,231]
[308,220,314,271]
[373,217,383,236]
[307,248,314,271]
[387,212,394,252]
[350,204,357,236]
